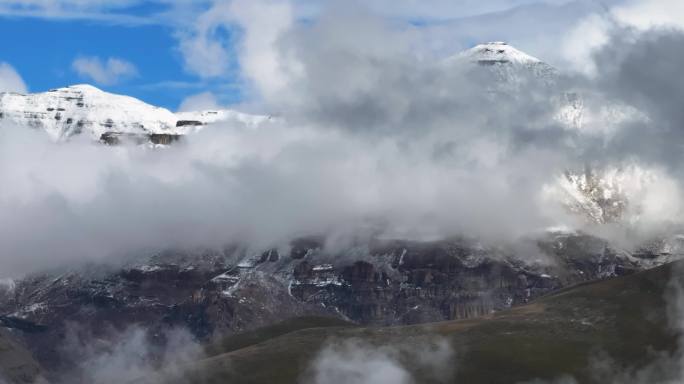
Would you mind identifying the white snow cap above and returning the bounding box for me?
[462,42,543,65]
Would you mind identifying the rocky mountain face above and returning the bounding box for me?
[0,231,677,378]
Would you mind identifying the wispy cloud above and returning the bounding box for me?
[561,0,684,74]
[177,91,221,112]
[72,56,138,85]
[0,62,27,93]
[0,0,208,26]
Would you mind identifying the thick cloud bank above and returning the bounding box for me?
[3,4,684,277]
[306,338,454,384]
[58,325,202,384]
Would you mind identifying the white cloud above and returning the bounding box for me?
[4,0,684,279]
[0,1,619,90]
[0,0,208,25]
[178,91,221,112]
[0,62,27,93]
[61,324,203,384]
[72,56,138,85]
[0,0,579,25]
[307,338,454,384]
[0,0,154,25]
[295,0,574,21]
[310,341,412,384]
[562,0,684,75]
[173,0,614,102]
[613,0,684,30]
[561,14,613,75]
[176,0,295,100]
[227,0,295,99]
[177,1,233,79]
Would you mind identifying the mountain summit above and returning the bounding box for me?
[442,41,559,92]
[461,41,544,65]
[0,84,180,141]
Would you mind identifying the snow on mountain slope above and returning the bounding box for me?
[0,84,268,141]
[541,164,680,226]
[0,85,180,140]
[545,166,631,224]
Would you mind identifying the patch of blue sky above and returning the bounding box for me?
[0,14,241,110]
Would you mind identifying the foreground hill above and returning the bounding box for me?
[153,260,682,384]
[0,329,46,384]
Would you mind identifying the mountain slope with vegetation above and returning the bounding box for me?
[151,261,681,384]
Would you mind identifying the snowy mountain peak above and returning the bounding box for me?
[443,41,558,89]
[0,84,269,142]
[462,42,543,65]
[0,84,179,141]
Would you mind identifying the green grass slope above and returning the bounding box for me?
[151,262,683,384]
[0,329,47,384]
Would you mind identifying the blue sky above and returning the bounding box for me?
[0,0,249,110]
[4,18,169,107]
[0,16,243,110]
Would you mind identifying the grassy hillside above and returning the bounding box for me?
[0,329,47,384]
[152,261,682,384]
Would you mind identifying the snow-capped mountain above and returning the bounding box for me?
[0,84,179,141]
[447,41,558,84]
[0,84,267,142]
[460,41,545,65]
[447,42,585,131]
